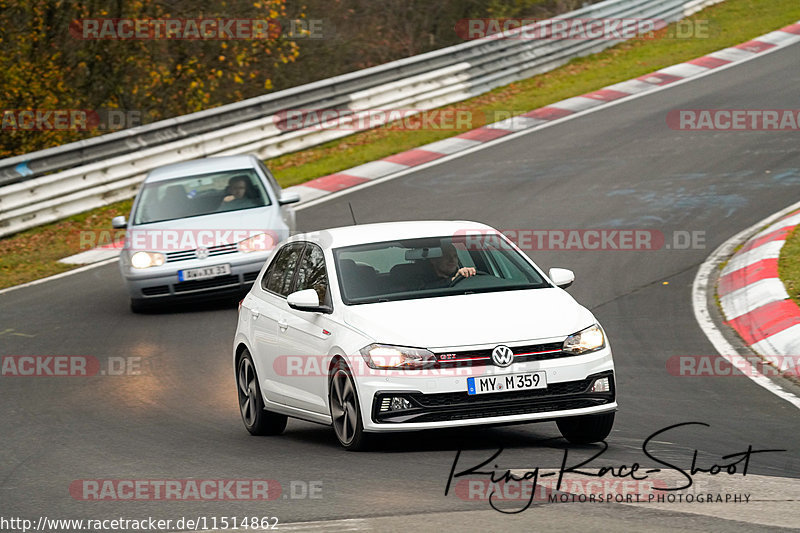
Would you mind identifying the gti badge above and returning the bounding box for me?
[491,345,514,367]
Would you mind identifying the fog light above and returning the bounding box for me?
[380,396,413,412]
[391,397,412,411]
[591,377,610,393]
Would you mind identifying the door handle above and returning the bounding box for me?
[278,319,289,331]
[251,308,260,319]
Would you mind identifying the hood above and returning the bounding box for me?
[126,208,286,251]
[342,288,596,349]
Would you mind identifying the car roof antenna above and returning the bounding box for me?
[348,202,358,225]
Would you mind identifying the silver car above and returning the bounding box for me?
[113,155,299,312]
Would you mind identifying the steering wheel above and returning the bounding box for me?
[449,270,489,287]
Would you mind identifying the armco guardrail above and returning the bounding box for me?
[0,0,723,237]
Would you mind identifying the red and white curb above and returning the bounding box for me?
[694,202,800,410]
[284,21,800,204]
[718,211,800,356]
[59,20,800,265]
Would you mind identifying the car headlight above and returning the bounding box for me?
[238,232,274,253]
[563,324,605,355]
[360,344,436,370]
[130,251,165,269]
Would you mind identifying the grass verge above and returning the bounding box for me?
[0,200,133,289]
[2,0,800,290]
[779,222,800,308]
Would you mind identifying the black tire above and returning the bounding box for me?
[130,298,150,313]
[556,412,615,444]
[236,349,287,436]
[328,359,370,451]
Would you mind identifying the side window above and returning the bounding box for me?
[262,243,305,296]
[295,244,330,306]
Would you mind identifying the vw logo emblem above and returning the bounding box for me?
[491,345,514,367]
[196,247,209,260]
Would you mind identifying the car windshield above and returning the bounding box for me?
[132,169,271,225]
[334,234,551,304]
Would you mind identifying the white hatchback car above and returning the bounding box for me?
[233,221,616,450]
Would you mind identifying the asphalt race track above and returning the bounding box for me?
[1,41,799,531]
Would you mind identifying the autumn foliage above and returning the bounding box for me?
[0,0,300,158]
[0,0,589,160]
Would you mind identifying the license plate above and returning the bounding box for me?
[178,264,231,281]
[467,372,547,395]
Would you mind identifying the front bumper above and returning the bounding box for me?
[372,370,614,424]
[357,347,615,432]
[121,253,268,300]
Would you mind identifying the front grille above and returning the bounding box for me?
[173,274,240,293]
[433,341,569,367]
[166,243,239,263]
[166,250,195,262]
[415,399,605,422]
[142,285,169,296]
[243,271,260,283]
[372,371,614,424]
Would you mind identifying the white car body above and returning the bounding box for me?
[233,220,616,448]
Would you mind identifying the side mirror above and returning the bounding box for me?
[279,191,301,205]
[111,216,127,229]
[549,268,575,289]
[287,288,331,313]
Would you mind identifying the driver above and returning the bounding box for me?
[419,242,476,288]
[217,175,259,211]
